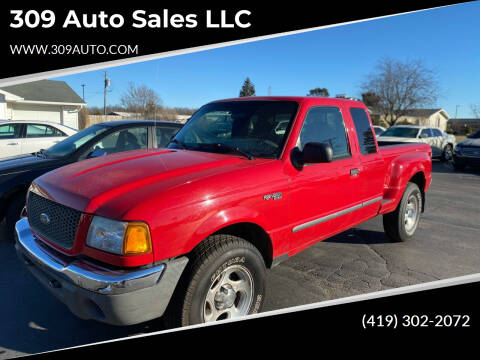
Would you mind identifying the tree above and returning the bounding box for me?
[471,104,480,118]
[78,107,89,130]
[361,91,381,108]
[239,77,256,97]
[445,122,454,134]
[361,57,439,127]
[466,124,474,135]
[307,87,329,97]
[120,82,162,119]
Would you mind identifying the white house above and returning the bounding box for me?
[0,80,85,129]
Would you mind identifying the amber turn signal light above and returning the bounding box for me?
[123,222,152,255]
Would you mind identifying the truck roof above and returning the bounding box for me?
[211,96,365,106]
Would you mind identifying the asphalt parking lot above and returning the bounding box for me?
[1,160,479,358]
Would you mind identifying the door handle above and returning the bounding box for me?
[350,168,360,176]
[7,142,19,145]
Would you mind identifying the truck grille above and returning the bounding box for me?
[462,147,480,157]
[27,192,82,250]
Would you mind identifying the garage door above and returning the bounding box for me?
[12,103,61,123]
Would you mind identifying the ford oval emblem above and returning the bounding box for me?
[40,213,51,225]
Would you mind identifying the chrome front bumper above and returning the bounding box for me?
[15,217,188,325]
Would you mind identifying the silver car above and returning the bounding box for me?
[377,125,456,161]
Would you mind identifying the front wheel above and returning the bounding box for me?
[165,234,266,328]
[383,182,422,242]
[441,144,453,162]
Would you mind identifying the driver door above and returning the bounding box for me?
[288,106,363,254]
[419,128,440,157]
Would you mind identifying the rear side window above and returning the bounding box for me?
[297,106,350,160]
[350,108,377,155]
[0,124,22,139]
[432,129,443,136]
[26,124,65,137]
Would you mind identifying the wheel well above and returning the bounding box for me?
[212,223,274,268]
[0,186,28,221]
[409,172,426,212]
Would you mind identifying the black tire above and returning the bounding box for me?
[165,234,266,328]
[452,161,465,170]
[5,193,26,241]
[383,182,422,242]
[441,144,453,162]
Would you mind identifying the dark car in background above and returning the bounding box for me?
[0,120,182,239]
[453,130,480,170]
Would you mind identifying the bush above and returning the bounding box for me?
[78,107,89,130]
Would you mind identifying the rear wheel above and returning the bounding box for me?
[164,234,266,328]
[5,193,27,241]
[383,182,422,242]
[441,144,453,162]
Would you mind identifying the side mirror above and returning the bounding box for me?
[291,142,334,170]
[88,148,108,158]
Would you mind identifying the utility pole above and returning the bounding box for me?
[455,105,460,119]
[104,72,110,115]
[268,85,271,96]
[81,84,86,101]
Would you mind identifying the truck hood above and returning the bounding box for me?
[33,148,253,217]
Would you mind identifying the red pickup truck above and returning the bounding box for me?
[15,96,432,327]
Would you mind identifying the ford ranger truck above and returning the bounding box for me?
[15,97,432,327]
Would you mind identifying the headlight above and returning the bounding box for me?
[454,145,463,154]
[86,216,152,255]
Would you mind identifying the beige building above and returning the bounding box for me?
[0,80,85,129]
[369,108,450,131]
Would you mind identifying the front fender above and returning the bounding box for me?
[186,206,270,253]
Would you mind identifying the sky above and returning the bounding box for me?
[53,2,480,118]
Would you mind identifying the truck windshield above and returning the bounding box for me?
[168,100,299,159]
[43,124,108,158]
[380,127,419,138]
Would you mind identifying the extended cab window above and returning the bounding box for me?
[350,108,377,155]
[297,106,350,159]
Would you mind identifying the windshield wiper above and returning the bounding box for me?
[206,143,255,160]
[168,138,187,149]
